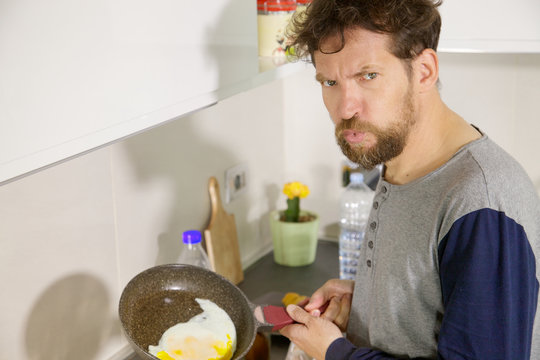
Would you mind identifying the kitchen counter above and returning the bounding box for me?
[239,240,339,300]
[238,240,339,359]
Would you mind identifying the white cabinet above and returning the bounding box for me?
[438,0,540,53]
[2,0,539,185]
[0,0,307,185]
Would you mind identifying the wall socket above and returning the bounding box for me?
[225,163,248,203]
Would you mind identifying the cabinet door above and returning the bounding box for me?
[0,0,258,184]
[438,0,540,53]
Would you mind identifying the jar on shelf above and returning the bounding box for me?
[257,0,297,57]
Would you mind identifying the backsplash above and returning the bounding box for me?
[1,54,539,359]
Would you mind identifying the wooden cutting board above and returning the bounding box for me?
[204,176,244,284]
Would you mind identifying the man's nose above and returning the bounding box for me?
[336,84,362,123]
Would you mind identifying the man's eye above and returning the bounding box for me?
[322,80,337,87]
[363,72,378,80]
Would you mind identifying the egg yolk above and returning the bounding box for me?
[156,334,233,360]
[156,351,175,360]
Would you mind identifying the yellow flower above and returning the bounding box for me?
[283,181,310,199]
[282,181,310,222]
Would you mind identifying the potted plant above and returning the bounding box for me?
[270,181,319,266]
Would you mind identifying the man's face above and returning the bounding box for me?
[313,28,417,169]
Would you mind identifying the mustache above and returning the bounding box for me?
[335,116,382,137]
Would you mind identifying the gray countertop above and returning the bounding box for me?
[238,240,339,301]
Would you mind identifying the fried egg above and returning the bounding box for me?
[148,298,236,360]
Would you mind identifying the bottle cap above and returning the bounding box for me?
[350,172,364,184]
[183,230,202,244]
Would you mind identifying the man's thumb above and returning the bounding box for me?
[286,304,311,324]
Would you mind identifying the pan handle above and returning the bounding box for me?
[251,303,295,332]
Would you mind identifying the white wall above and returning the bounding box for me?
[438,53,540,187]
[0,53,539,359]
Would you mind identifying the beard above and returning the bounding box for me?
[335,86,416,170]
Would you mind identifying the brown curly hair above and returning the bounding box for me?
[288,0,442,63]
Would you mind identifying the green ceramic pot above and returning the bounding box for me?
[269,210,319,266]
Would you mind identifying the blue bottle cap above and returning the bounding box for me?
[350,172,364,184]
[183,230,202,244]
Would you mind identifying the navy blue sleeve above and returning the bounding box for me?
[325,338,395,360]
[438,208,538,359]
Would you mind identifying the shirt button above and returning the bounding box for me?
[370,221,377,230]
[381,186,388,194]
[367,260,372,267]
[368,241,374,249]
[373,202,379,209]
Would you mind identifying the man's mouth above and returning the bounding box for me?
[342,129,366,144]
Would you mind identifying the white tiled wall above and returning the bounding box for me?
[0,53,539,359]
[0,148,121,359]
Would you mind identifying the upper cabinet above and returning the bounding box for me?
[0,0,307,185]
[1,0,539,185]
[438,0,540,53]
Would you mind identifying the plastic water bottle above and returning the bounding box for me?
[339,173,374,280]
[177,230,212,270]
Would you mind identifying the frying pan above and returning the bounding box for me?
[119,264,288,360]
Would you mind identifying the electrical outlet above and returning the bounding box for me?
[225,163,248,203]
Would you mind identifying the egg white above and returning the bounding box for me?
[148,298,237,360]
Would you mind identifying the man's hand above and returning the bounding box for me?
[280,304,344,360]
[304,279,354,331]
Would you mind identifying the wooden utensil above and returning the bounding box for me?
[204,176,244,284]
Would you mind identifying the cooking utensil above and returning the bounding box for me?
[204,176,244,284]
[118,264,292,360]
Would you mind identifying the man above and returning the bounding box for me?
[280,0,540,359]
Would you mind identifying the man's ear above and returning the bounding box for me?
[414,48,439,92]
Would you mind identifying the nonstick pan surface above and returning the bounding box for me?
[119,264,257,360]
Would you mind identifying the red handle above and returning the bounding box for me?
[262,305,294,331]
